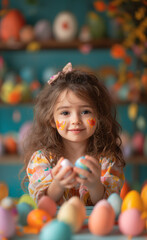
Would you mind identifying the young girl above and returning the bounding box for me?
[23,63,125,206]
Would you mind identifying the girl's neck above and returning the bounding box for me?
[63,140,88,164]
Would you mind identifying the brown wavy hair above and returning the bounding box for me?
[22,69,125,189]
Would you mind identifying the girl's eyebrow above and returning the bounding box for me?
[56,105,92,111]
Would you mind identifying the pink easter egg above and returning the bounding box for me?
[88,199,115,235]
[0,206,16,238]
[38,196,57,217]
[132,132,145,154]
[118,209,145,236]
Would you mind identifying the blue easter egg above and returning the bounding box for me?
[16,202,33,226]
[20,67,35,84]
[40,219,72,240]
[75,156,90,179]
[107,193,122,219]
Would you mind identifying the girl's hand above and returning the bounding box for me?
[73,155,101,190]
[51,157,77,189]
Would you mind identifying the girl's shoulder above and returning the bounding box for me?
[98,155,116,168]
[30,150,55,165]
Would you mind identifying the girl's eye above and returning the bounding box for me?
[61,111,69,116]
[81,110,91,115]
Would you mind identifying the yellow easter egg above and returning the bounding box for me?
[128,103,138,121]
[141,184,147,210]
[57,202,83,233]
[121,190,144,213]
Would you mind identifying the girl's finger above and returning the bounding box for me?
[85,155,100,166]
[74,167,91,179]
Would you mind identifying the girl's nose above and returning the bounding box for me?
[72,113,81,125]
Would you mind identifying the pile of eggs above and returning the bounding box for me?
[0,156,147,239]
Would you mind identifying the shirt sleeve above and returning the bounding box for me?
[27,150,54,203]
[100,156,125,198]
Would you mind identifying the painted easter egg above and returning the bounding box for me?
[118,209,145,236]
[0,182,9,201]
[17,202,34,226]
[34,20,51,41]
[75,156,90,179]
[18,194,37,209]
[132,132,145,154]
[38,195,57,217]
[120,181,130,200]
[27,209,52,230]
[53,11,78,41]
[68,196,86,222]
[40,219,72,240]
[19,25,35,43]
[107,193,122,219]
[1,9,25,41]
[57,202,83,232]
[121,190,144,212]
[141,184,147,210]
[88,199,115,235]
[0,206,16,238]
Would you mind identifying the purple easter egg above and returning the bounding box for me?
[0,206,16,238]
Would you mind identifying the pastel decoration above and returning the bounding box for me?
[56,120,66,130]
[19,25,35,43]
[121,190,144,213]
[87,118,96,127]
[18,194,37,209]
[132,132,145,154]
[141,184,147,210]
[34,20,51,42]
[38,196,57,217]
[17,202,34,226]
[68,196,86,223]
[27,209,52,230]
[0,206,16,238]
[40,219,72,240]
[107,193,122,219]
[118,209,145,236]
[144,135,147,156]
[57,202,83,232]
[53,11,78,41]
[120,181,130,200]
[136,116,146,130]
[0,9,25,41]
[88,199,115,235]
[75,156,90,179]
[128,103,138,120]
[0,182,9,201]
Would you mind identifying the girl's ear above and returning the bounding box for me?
[50,118,56,128]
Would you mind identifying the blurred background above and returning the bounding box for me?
[0,0,147,198]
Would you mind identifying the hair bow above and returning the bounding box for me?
[48,62,72,84]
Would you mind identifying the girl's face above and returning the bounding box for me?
[52,90,97,144]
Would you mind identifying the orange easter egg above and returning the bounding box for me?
[120,181,130,200]
[0,182,9,201]
[27,209,51,230]
[88,200,115,235]
[1,9,25,42]
[38,196,57,217]
[121,190,144,213]
[141,184,147,210]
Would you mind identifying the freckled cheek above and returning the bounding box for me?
[56,120,66,130]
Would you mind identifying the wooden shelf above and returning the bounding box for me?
[125,156,147,165]
[0,154,23,164]
[0,39,119,51]
[0,154,147,164]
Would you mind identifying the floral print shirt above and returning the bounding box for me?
[27,150,125,205]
